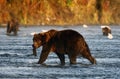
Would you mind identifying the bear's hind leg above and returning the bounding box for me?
[82,52,96,64]
[14,30,17,35]
[68,54,77,64]
[56,53,65,65]
[88,56,96,64]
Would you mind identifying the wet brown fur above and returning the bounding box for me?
[32,29,96,65]
[6,19,19,35]
[102,27,111,36]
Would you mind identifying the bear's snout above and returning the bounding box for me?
[33,43,38,48]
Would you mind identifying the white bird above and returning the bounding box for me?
[108,33,113,39]
[83,24,88,28]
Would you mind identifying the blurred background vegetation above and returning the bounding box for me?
[0,0,120,26]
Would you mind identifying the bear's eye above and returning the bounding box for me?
[34,39,38,42]
[33,38,42,43]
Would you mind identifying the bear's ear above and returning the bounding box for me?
[39,33,48,42]
[39,33,44,37]
[33,34,39,39]
[41,33,47,39]
[33,33,37,37]
[37,33,46,39]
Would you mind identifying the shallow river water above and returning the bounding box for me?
[0,25,120,79]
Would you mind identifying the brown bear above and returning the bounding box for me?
[101,26,111,36]
[6,18,19,35]
[32,29,96,65]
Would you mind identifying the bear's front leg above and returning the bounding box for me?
[6,22,10,34]
[32,45,37,56]
[38,47,50,64]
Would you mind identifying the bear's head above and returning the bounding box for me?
[32,29,57,48]
[32,29,57,56]
[101,26,111,36]
[102,27,111,36]
[32,33,46,49]
[32,33,46,56]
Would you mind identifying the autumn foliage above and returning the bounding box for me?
[0,0,119,26]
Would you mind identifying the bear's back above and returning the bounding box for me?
[56,29,83,39]
[48,29,87,53]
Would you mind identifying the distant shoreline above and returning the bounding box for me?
[0,23,120,28]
